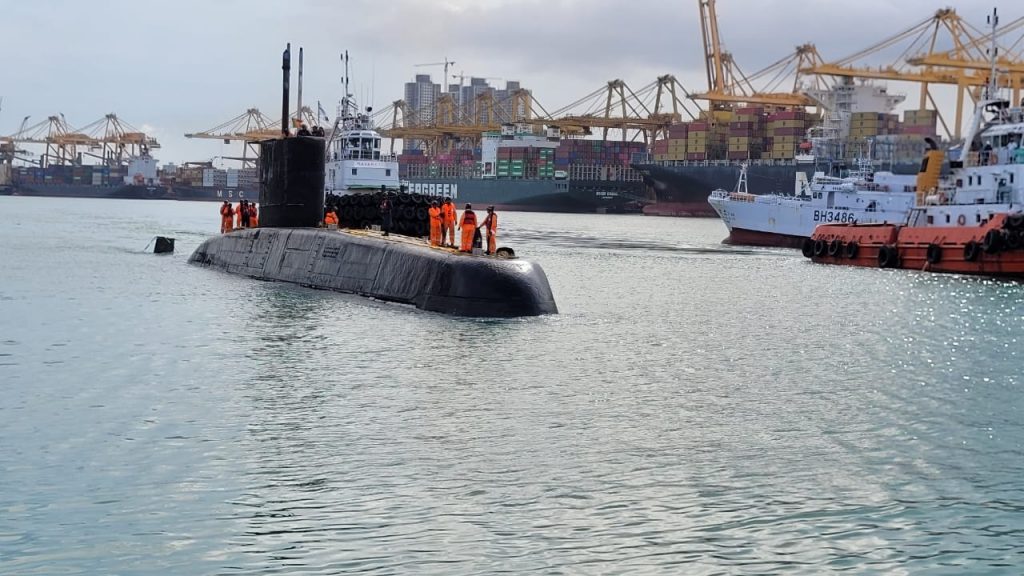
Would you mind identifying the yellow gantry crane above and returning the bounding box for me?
[185,107,316,167]
[690,0,824,109]
[801,8,1024,139]
[0,113,159,167]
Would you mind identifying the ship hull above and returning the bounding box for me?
[708,187,915,249]
[403,177,647,214]
[633,161,923,217]
[10,182,257,202]
[723,227,806,248]
[808,214,1024,278]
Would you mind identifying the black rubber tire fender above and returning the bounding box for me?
[926,243,942,264]
[801,238,814,258]
[983,229,1003,253]
[813,239,827,257]
[844,241,859,259]
[877,245,898,268]
[1006,231,1023,250]
[827,239,843,257]
[1006,213,1024,230]
[963,241,980,262]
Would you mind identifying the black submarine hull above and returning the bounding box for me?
[189,227,558,317]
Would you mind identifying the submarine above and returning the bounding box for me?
[188,44,558,318]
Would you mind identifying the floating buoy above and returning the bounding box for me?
[154,236,175,254]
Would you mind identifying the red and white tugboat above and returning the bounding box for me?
[804,8,1024,278]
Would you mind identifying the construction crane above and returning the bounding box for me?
[690,0,821,109]
[450,72,503,90]
[802,8,1024,139]
[415,58,456,91]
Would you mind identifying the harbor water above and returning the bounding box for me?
[2,196,1023,574]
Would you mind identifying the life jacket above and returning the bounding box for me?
[428,206,442,221]
[220,204,232,216]
[483,212,497,233]
[461,210,476,227]
[442,203,456,223]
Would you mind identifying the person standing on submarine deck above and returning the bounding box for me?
[458,204,477,253]
[380,194,393,236]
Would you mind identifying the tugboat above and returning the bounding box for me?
[708,157,917,248]
[804,9,1024,278]
[324,53,399,195]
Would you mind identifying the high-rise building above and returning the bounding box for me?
[404,74,441,125]
[400,75,533,149]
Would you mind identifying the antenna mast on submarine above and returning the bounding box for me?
[297,47,304,129]
[281,43,291,136]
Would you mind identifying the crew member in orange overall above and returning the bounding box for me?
[480,206,498,255]
[458,204,477,252]
[220,201,234,233]
[441,197,457,247]
[233,201,243,229]
[428,201,443,246]
[248,203,259,227]
[324,208,339,227]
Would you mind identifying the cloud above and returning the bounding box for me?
[0,0,1018,162]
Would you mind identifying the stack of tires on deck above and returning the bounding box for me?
[326,191,432,238]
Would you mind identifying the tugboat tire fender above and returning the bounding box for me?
[963,241,980,262]
[813,239,827,257]
[877,245,898,268]
[827,239,843,257]
[926,243,942,264]
[844,241,859,259]
[983,229,1003,253]
[801,238,815,258]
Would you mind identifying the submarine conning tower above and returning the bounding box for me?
[188,43,558,317]
[259,43,325,229]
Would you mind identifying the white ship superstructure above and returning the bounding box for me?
[708,162,917,247]
[324,53,399,195]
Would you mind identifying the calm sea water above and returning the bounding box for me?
[2,196,1024,574]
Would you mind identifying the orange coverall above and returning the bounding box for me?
[458,209,477,252]
[428,206,442,246]
[441,202,457,246]
[220,203,234,233]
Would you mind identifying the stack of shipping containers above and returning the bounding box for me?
[766,110,814,160]
[848,112,900,140]
[727,107,767,160]
[686,110,730,160]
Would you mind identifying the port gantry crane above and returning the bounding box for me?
[0,113,160,167]
[378,74,698,153]
[184,106,317,167]
[691,0,828,110]
[801,8,1024,140]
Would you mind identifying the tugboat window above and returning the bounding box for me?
[352,168,357,175]
[386,169,391,177]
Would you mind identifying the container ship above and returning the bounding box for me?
[633,81,931,216]
[4,155,259,202]
[399,125,650,213]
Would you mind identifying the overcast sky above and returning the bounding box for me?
[0,0,1017,165]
